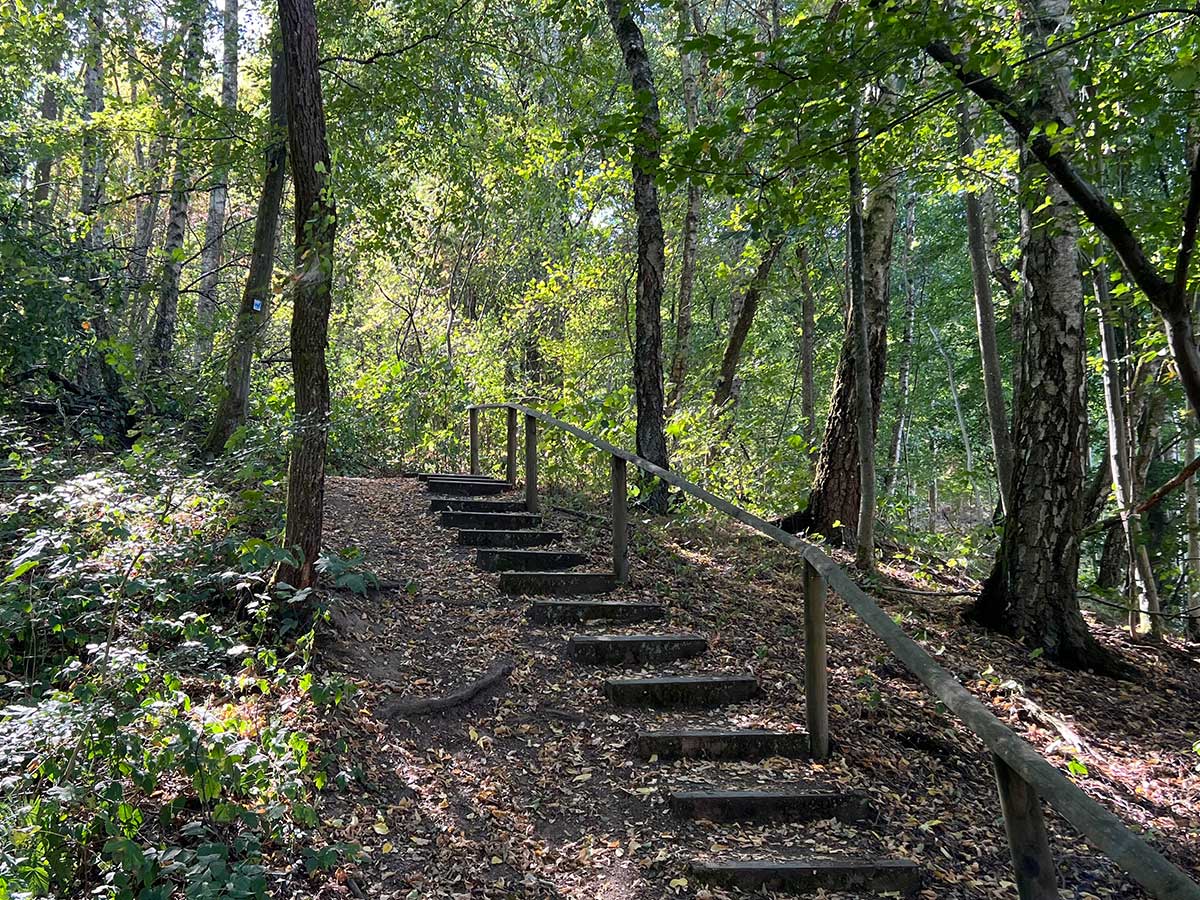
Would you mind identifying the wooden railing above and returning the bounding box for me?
[467,401,1200,900]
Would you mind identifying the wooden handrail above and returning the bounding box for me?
[468,401,1200,899]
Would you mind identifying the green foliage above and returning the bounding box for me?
[0,421,350,898]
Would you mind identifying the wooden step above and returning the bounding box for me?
[457,530,562,548]
[441,511,541,530]
[500,571,616,596]
[634,730,809,761]
[691,859,920,895]
[429,498,526,513]
[669,790,874,824]
[529,600,665,624]
[428,480,507,496]
[477,549,588,572]
[566,634,707,664]
[418,472,507,482]
[604,675,759,708]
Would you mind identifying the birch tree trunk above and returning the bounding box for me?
[203,47,287,456]
[929,323,975,490]
[1096,267,1162,639]
[605,0,671,512]
[848,106,876,571]
[961,101,1014,514]
[278,0,336,590]
[79,1,105,247]
[1187,432,1200,641]
[148,21,202,374]
[783,170,897,543]
[195,0,240,364]
[666,0,701,416]
[972,0,1116,671]
[884,195,916,495]
[797,245,817,450]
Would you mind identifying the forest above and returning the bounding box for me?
[2,0,1200,894]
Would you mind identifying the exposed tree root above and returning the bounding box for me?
[380,659,514,718]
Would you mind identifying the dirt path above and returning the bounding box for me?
[311,475,1197,899]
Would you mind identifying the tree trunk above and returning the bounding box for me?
[847,106,876,571]
[971,0,1116,672]
[782,170,897,544]
[666,0,701,416]
[797,245,818,450]
[962,101,1014,514]
[203,47,287,456]
[195,0,240,364]
[884,195,917,495]
[78,2,105,244]
[605,0,670,512]
[713,236,786,409]
[929,323,975,492]
[1187,433,1200,641]
[277,0,336,590]
[148,21,202,374]
[33,44,63,216]
[1095,263,1162,638]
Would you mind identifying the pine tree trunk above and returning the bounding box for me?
[605,0,670,512]
[782,170,897,543]
[972,0,1116,672]
[195,0,240,364]
[713,237,786,409]
[203,47,287,456]
[666,0,701,416]
[884,196,916,495]
[278,0,336,590]
[148,21,202,374]
[961,101,1014,514]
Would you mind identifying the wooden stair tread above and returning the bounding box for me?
[691,858,919,895]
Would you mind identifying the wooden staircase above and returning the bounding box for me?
[422,471,921,896]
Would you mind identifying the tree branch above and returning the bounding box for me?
[925,40,1176,313]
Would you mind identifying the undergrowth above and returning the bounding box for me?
[0,417,357,899]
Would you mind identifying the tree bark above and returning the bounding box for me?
[277,0,336,590]
[847,106,876,571]
[961,101,1014,514]
[195,0,240,364]
[148,20,202,374]
[971,0,1116,672]
[605,0,671,512]
[1187,433,1200,641]
[666,0,701,416]
[884,195,917,495]
[929,322,975,487]
[797,245,818,450]
[203,47,287,456]
[782,170,897,544]
[78,1,105,244]
[33,42,63,217]
[713,237,786,409]
[1095,263,1162,638]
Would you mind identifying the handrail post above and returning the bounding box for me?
[994,755,1060,899]
[804,560,829,760]
[524,413,538,514]
[506,407,518,486]
[469,407,480,475]
[611,455,629,583]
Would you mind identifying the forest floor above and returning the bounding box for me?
[310,475,1200,900]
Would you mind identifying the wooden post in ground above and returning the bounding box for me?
[506,407,518,486]
[804,560,829,759]
[612,454,629,583]
[524,413,538,514]
[469,407,480,475]
[993,755,1060,899]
